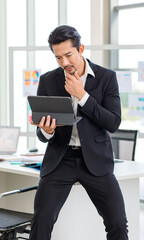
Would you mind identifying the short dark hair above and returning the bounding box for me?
[48,25,81,52]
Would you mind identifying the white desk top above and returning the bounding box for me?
[0,160,144,180]
[0,161,39,177]
[114,161,144,180]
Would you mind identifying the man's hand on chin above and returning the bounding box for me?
[65,71,86,100]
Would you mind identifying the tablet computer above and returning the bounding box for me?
[27,96,82,126]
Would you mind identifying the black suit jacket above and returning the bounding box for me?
[36,59,121,177]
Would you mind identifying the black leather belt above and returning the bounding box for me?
[68,146,81,150]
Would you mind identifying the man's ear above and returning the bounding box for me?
[79,44,84,56]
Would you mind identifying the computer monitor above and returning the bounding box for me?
[0,126,20,155]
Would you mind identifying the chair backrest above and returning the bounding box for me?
[111,129,138,161]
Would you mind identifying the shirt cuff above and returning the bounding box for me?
[41,128,54,140]
[78,92,89,107]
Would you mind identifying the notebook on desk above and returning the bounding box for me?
[0,126,20,159]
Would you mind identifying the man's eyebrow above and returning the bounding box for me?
[65,51,72,55]
[55,51,72,58]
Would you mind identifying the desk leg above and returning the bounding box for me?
[0,172,140,240]
[51,179,140,240]
[52,184,106,240]
[3,173,39,213]
[119,178,140,240]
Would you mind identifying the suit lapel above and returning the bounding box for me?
[85,74,96,93]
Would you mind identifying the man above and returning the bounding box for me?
[29,25,128,240]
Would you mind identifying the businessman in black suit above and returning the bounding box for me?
[30,25,128,240]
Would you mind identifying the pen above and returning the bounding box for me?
[10,162,21,165]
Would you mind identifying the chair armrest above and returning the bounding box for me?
[0,185,38,198]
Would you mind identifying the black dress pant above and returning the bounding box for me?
[29,147,128,240]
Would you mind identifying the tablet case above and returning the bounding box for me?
[27,96,82,126]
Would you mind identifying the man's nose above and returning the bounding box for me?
[62,57,69,67]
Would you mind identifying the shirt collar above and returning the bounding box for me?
[83,58,95,78]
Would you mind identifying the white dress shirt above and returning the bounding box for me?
[41,58,95,146]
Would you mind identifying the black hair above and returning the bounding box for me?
[48,25,81,52]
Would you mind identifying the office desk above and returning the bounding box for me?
[0,160,144,240]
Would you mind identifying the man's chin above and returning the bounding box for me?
[69,71,76,75]
[66,69,76,75]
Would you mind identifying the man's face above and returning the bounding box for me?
[52,40,84,75]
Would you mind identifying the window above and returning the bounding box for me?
[35,0,58,46]
[6,0,59,151]
[67,0,90,45]
[110,1,144,132]
[3,0,109,151]
[7,0,26,47]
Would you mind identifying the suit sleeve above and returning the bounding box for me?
[80,71,121,133]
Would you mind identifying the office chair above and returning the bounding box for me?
[111,129,138,161]
[0,185,38,240]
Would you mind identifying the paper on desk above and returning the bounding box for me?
[21,151,44,156]
[21,155,43,163]
[0,155,23,161]
[0,154,43,163]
